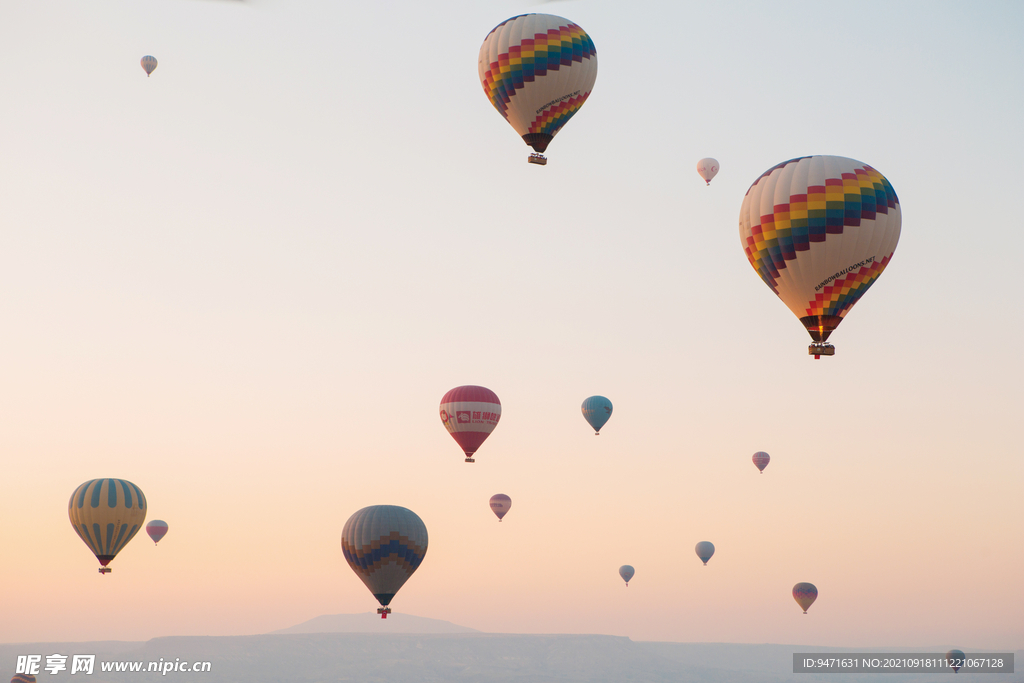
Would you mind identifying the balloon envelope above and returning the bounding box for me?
[618,565,634,585]
[581,395,612,434]
[697,158,719,185]
[739,156,901,348]
[489,494,512,521]
[141,56,157,76]
[792,582,818,613]
[146,520,168,544]
[945,650,965,673]
[694,541,715,565]
[341,505,428,609]
[752,451,770,473]
[68,479,147,572]
[439,385,501,462]
[478,14,598,157]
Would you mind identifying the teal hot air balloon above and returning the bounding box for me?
[618,565,634,586]
[341,505,428,618]
[694,541,715,565]
[946,650,965,673]
[582,396,613,435]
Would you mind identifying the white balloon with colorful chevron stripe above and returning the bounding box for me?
[478,14,598,158]
[739,155,901,352]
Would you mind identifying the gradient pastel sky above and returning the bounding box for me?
[1,0,1021,650]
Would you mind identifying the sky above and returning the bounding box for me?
[1,0,1022,651]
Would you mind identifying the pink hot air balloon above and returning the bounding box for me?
[752,451,770,474]
[489,494,512,521]
[146,520,168,545]
[439,385,501,463]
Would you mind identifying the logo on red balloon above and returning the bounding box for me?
[457,411,471,424]
[440,410,450,423]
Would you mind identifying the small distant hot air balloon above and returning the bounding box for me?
[479,14,598,165]
[12,674,37,683]
[752,451,770,473]
[694,541,715,566]
[489,494,512,521]
[946,650,965,673]
[146,520,169,545]
[581,395,612,435]
[341,505,428,619]
[618,565,634,586]
[68,479,147,574]
[697,158,719,185]
[141,56,157,77]
[739,156,901,358]
[439,385,501,462]
[792,582,818,614]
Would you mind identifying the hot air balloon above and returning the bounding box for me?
[68,479,147,574]
[341,505,428,618]
[141,56,157,77]
[792,582,818,614]
[146,520,168,545]
[694,541,715,565]
[439,385,501,463]
[946,650,965,673]
[12,675,37,683]
[697,158,719,185]
[478,14,598,165]
[739,156,901,358]
[581,395,612,435]
[489,494,512,521]
[752,451,770,473]
[618,565,634,586]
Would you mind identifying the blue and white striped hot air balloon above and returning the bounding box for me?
[581,395,613,435]
[341,505,428,618]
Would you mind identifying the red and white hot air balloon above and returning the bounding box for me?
[439,386,501,463]
[146,520,169,545]
[697,158,719,185]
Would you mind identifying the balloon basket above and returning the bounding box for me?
[98,567,111,575]
[528,153,547,166]
[809,342,835,359]
[377,607,392,619]
[464,457,475,463]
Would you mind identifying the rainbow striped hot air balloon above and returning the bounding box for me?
[739,156,901,358]
[439,385,501,463]
[478,14,598,165]
[752,451,770,473]
[792,582,818,614]
[68,479,147,574]
[341,505,428,619]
